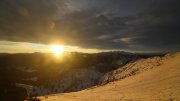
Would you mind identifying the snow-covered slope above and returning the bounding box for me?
[98,54,164,84]
[33,69,102,95]
[39,52,180,101]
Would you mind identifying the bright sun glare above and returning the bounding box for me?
[51,45,64,56]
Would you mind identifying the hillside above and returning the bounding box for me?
[39,52,180,101]
[7,52,141,95]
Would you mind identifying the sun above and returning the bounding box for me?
[51,45,64,56]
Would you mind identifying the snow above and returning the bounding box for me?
[16,83,35,95]
[32,69,103,96]
[16,67,37,72]
[24,77,38,81]
[39,52,180,101]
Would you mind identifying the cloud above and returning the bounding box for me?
[0,41,51,53]
[0,0,179,52]
[129,0,180,51]
[113,37,135,44]
[0,0,67,42]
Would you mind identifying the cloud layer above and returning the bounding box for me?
[0,0,180,52]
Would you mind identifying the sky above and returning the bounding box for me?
[0,0,180,53]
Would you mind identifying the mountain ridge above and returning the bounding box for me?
[39,52,180,101]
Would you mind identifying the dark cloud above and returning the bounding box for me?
[0,0,180,52]
[0,0,67,42]
[129,0,180,51]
